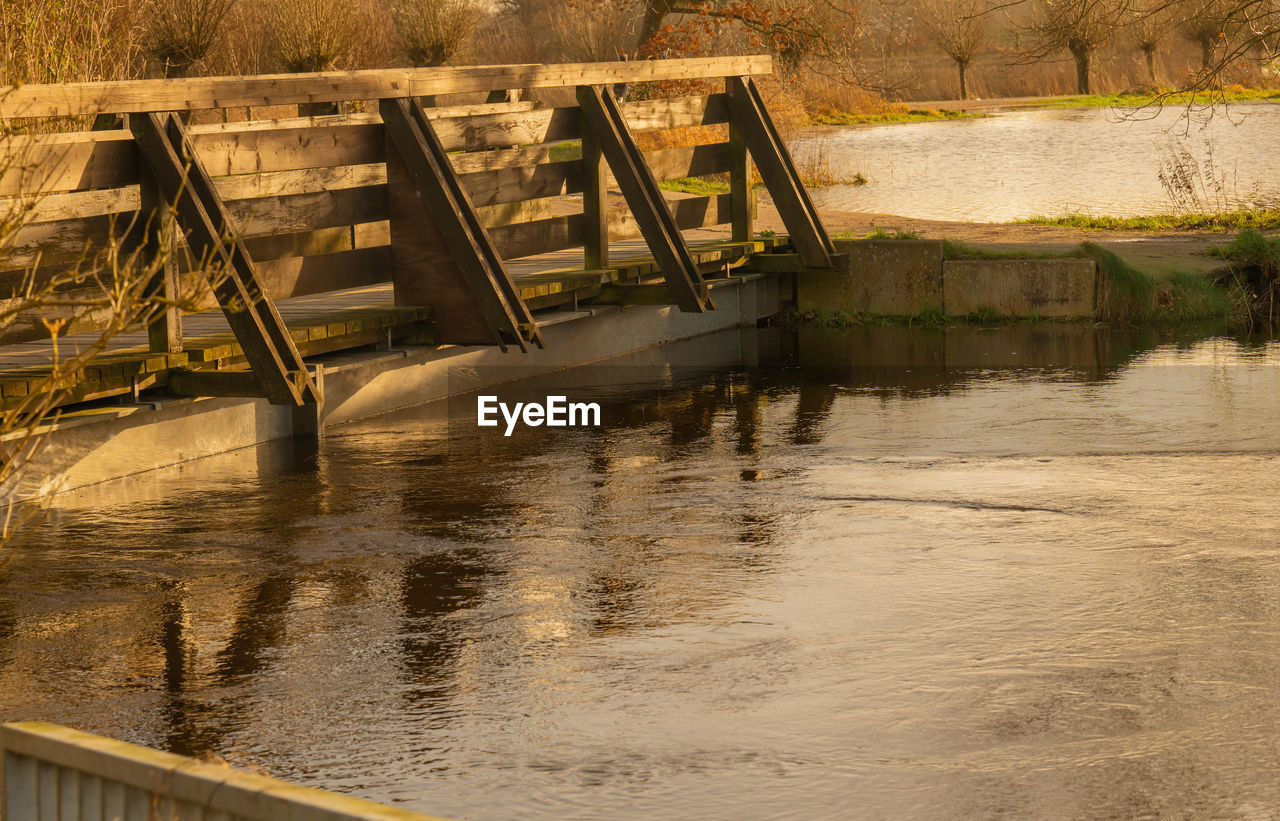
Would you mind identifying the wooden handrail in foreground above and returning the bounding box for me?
[0,56,772,120]
[1,721,447,821]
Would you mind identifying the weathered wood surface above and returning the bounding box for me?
[1,722,447,821]
[130,112,317,405]
[381,97,540,350]
[728,75,834,268]
[0,58,803,388]
[577,84,709,313]
[0,95,730,200]
[0,231,762,402]
[0,56,769,118]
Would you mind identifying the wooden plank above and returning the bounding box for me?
[0,186,136,224]
[0,94,731,200]
[447,144,561,174]
[581,110,608,271]
[489,193,732,259]
[0,57,771,118]
[0,141,726,223]
[130,112,317,406]
[224,185,388,237]
[241,221,388,261]
[380,97,541,350]
[458,142,729,209]
[186,95,725,170]
[0,131,136,197]
[254,246,391,298]
[2,213,124,270]
[188,122,384,176]
[458,160,581,208]
[576,84,709,313]
[727,76,753,243]
[167,368,266,397]
[211,163,385,201]
[475,198,560,229]
[739,251,849,273]
[135,166,182,354]
[727,76,833,267]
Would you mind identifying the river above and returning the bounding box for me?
[3,324,1280,819]
[793,102,1280,222]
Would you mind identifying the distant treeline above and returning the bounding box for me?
[1,0,1276,109]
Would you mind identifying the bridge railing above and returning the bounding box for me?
[0,57,833,408]
[0,58,767,341]
[0,721,444,820]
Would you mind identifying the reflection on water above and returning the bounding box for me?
[794,104,1280,221]
[5,324,1280,818]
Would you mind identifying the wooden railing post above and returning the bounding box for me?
[581,112,609,271]
[131,112,319,406]
[575,84,711,313]
[137,166,183,355]
[727,75,835,268]
[726,77,754,244]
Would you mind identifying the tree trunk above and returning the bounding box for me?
[1200,37,1214,70]
[1069,42,1092,94]
[957,60,969,100]
[639,0,676,50]
[1143,48,1157,83]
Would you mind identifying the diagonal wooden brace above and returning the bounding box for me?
[576,84,712,314]
[380,97,543,352]
[727,76,836,269]
[130,112,319,406]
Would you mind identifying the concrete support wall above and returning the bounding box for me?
[797,240,943,315]
[797,240,1097,319]
[943,258,1096,317]
[11,275,784,499]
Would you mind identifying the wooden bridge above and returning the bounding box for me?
[0,56,835,418]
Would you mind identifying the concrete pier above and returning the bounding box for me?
[11,274,786,499]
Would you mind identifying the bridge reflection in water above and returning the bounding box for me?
[3,322,1280,819]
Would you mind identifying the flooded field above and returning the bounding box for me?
[4,324,1280,819]
[795,103,1280,222]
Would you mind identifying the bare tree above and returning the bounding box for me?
[265,0,391,72]
[1002,0,1279,96]
[143,0,237,77]
[1028,0,1129,94]
[391,0,485,67]
[919,0,991,99]
[1177,0,1235,70]
[1128,0,1176,82]
[550,0,641,62]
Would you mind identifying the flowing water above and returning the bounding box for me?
[4,324,1280,819]
[793,103,1280,222]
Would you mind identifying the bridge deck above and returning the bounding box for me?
[0,231,780,408]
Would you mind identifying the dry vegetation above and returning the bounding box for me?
[1,0,1276,115]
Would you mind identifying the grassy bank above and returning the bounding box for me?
[1033,86,1280,111]
[807,107,981,126]
[1017,210,1280,233]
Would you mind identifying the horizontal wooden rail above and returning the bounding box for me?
[0,56,771,119]
[1,722,446,820]
[0,57,793,352]
[0,95,731,198]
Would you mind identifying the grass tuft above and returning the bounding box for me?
[941,240,1085,260]
[1081,242,1158,322]
[1016,209,1280,233]
[808,108,981,126]
[853,227,923,240]
[659,177,731,196]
